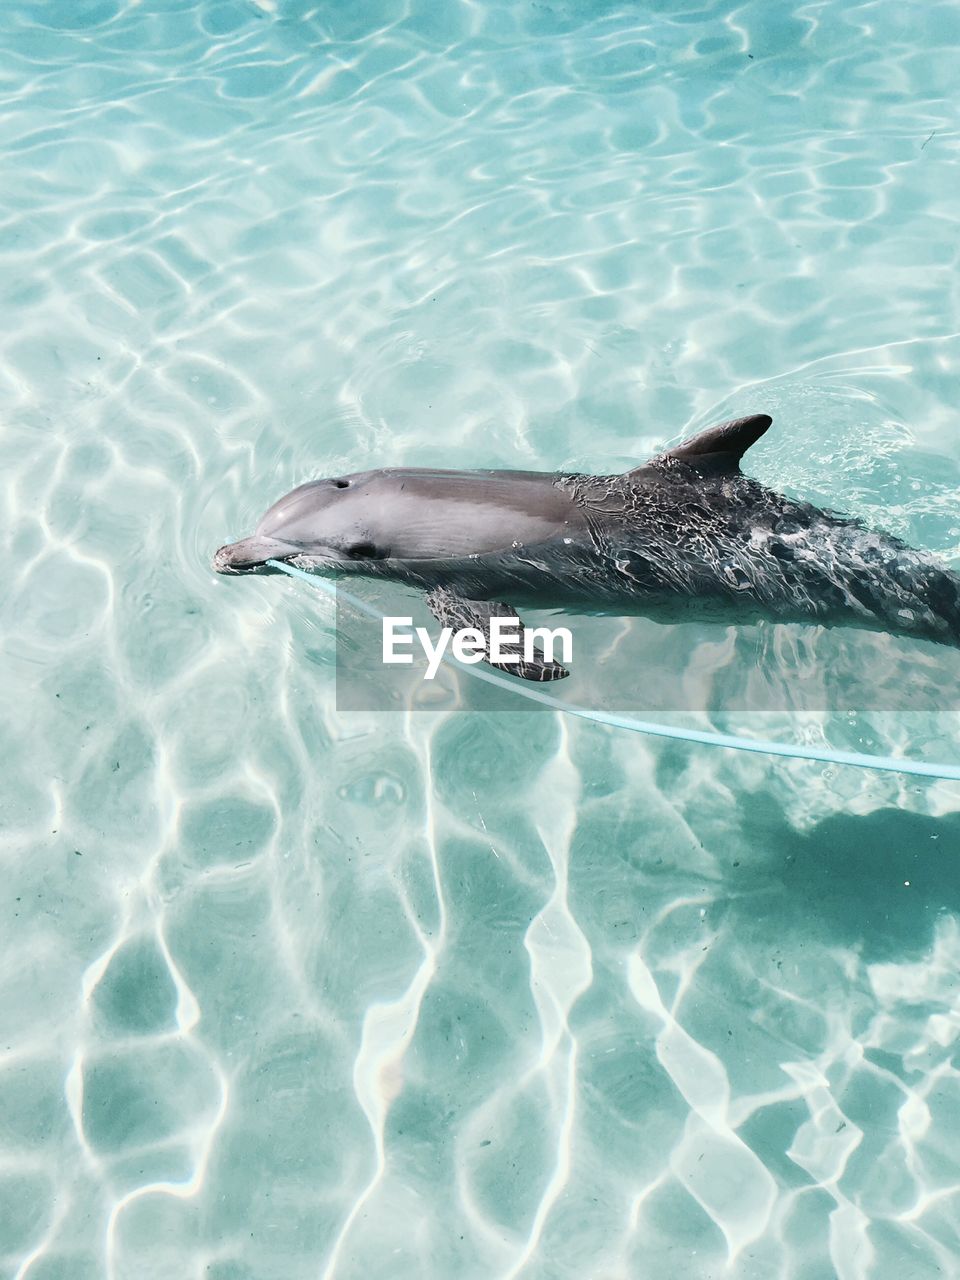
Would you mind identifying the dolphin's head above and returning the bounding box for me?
[213,471,414,575]
[214,465,580,575]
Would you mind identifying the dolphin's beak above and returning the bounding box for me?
[213,535,301,575]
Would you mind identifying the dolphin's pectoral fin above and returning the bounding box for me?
[426,588,570,682]
[650,412,773,474]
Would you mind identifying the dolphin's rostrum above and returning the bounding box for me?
[214,414,960,680]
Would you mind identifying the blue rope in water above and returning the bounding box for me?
[267,560,960,782]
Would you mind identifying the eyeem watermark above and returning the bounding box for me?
[382,616,573,679]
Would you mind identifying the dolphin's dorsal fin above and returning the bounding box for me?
[653,413,772,473]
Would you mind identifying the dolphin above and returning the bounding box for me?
[213,413,960,680]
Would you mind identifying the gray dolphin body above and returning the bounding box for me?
[213,414,960,680]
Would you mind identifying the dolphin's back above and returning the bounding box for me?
[579,464,960,647]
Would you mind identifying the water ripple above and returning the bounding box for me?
[4,0,960,1276]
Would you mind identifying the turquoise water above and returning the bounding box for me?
[3,1,960,1277]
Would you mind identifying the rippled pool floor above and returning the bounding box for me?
[3,1,960,1277]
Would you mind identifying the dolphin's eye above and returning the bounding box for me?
[333,479,350,489]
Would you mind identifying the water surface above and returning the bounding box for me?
[2,1,960,1277]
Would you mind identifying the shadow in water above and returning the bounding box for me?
[741,797,960,962]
